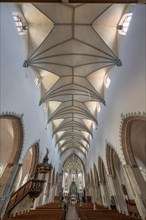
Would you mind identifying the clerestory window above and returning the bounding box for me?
[12,12,28,35]
[118,13,133,35]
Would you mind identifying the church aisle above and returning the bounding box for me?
[65,204,79,220]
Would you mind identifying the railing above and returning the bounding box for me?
[6,179,45,213]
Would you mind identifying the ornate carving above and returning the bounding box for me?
[28,180,45,199]
[36,149,53,174]
[6,179,45,213]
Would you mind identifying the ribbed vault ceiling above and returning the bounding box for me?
[21,3,127,158]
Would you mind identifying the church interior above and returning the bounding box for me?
[0,2,146,220]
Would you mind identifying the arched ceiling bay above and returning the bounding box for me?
[21,3,127,159]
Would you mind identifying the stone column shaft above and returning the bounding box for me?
[123,165,146,220]
[107,175,128,214]
[0,164,22,219]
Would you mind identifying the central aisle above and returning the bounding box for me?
[65,204,79,220]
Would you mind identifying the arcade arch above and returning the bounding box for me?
[15,143,39,190]
[0,115,23,196]
[121,116,146,219]
[106,145,131,214]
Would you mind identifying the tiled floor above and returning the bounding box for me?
[65,204,79,220]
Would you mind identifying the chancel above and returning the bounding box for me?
[0,2,146,220]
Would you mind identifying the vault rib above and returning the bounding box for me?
[22,3,123,157]
[52,120,93,137]
[58,140,88,152]
[60,147,86,157]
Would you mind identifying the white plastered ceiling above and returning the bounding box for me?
[19,3,127,158]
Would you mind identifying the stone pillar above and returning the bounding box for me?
[42,173,50,205]
[90,185,95,203]
[94,185,102,205]
[123,165,146,220]
[56,173,63,197]
[46,172,51,201]
[107,175,128,214]
[88,185,92,198]
[38,173,46,206]
[99,182,107,207]
[52,183,57,201]
[32,173,44,208]
[92,186,96,203]
[85,184,89,197]
[104,175,111,208]
[98,185,103,205]
[0,164,22,219]
[99,181,110,207]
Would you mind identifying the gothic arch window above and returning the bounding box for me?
[12,12,28,35]
[104,75,111,89]
[117,13,133,36]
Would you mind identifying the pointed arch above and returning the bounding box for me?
[18,142,39,187]
[0,114,24,182]
[121,115,146,167]
[0,114,24,166]
[0,113,24,210]
[106,144,116,177]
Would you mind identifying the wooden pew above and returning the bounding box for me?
[4,202,65,220]
[77,202,141,220]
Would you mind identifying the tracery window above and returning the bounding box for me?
[12,12,28,35]
[104,75,111,88]
[118,13,133,35]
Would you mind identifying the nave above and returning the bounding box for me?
[66,204,79,220]
[0,3,146,220]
